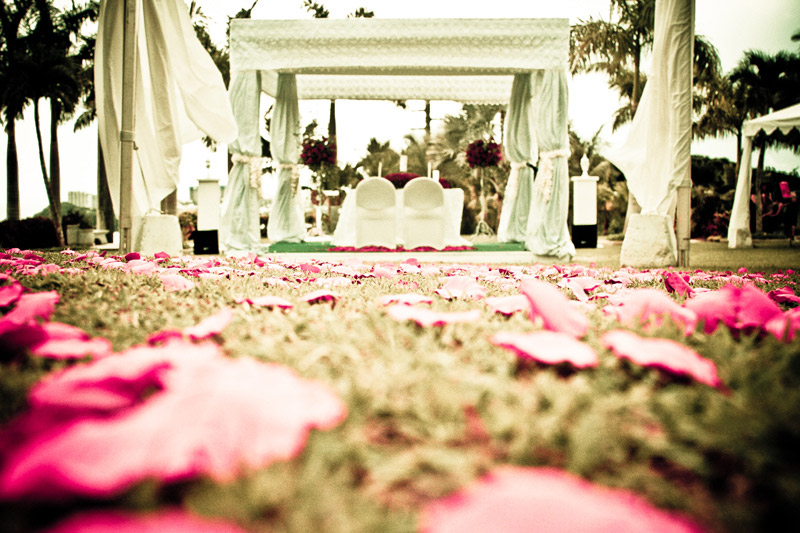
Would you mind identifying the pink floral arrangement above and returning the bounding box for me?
[465,139,502,169]
[383,172,451,190]
[300,137,336,171]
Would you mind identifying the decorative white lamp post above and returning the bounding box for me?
[195,159,221,254]
[570,155,599,248]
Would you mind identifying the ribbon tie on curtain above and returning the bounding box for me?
[506,160,536,200]
[535,149,570,202]
[231,153,265,198]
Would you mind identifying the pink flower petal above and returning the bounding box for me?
[484,294,529,316]
[372,265,398,278]
[0,355,346,500]
[183,308,235,340]
[606,289,697,335]
[301,289,338,305]
[247,295,294,309]
[386,304,481,327]
[2,291,60,325]
[684,284,783,335]
[123,252,140,261]
[160,273,196,292]
[421,467,703,533]
[44,509,249,533]
[299,263,321,274]
[378,293,433,306]
[435,276,487,300]
[664,272,694,297]
[32,337,113,360]
[489,331,598,368]
[601,329,721,388]
[519,280,589,338]
[768,286,800,305]
[765,307,800,342]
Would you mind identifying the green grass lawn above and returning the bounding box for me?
[1,249,799,532]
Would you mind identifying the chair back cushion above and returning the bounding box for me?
[355,177,396,210]
[403,178,444,210]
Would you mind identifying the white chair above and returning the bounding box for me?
[354,177,397,248]
[402,178,446,250]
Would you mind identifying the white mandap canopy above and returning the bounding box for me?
[728,103,800,248]
[222,17,575,258]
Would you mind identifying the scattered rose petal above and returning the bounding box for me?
[684,284,783,335]
[484,294,529,316]
[0,349,346,500]
[32,337,113,360]
[386,304,481,327]
[159,273,196,292]
[247,295,294,309]
[378,294,433,306]
[601,329,721,388]
[372,265,397,278]
[183,308,235,340]
[664,272,694,297]
[301,289,338,305]
[2,291,60,325]
[123,252,140,261]
[0,283,23,307]
[489,331,598,368]
[606,289,697,335]
[299,263,321,274]
[519,280,589,338]
[765,307,800,342]
[421,467,703,533]
[768,286,800,305]
[435,276,487,300]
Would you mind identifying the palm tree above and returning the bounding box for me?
[358,138,399,177]
[0,0,34,222]
[729,50,800,232]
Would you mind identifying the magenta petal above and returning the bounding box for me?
[378,293,433,306]
[608,288,697,335]
[301,289,338,305]
[490,331,598,368]
[684,284,783,334]
[248,295,294,309]
[0,357,346,500]
[386,304,481,327]
[0,283,23,307]
[664,272,694,297]
[601,330,721,388]
[3,291,60,324]
[519,280,589,338]
[183,308,235,340]
[484,294,529,316]
[768,286,800,305]
[765,308,800,342]
[32,337,113,360]
[421,466,703,533]
[160,273,195,292]
[44,509,249,533]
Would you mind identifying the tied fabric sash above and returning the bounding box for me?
[231,153,265,198]
[536,149,569,202]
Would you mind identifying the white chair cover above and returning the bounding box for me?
[403,179,446,250]
[524,70,576,260]
[354,177,397,248]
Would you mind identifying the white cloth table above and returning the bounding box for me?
[332,187,470,247]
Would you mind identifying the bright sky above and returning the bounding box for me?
[1,0,798,219]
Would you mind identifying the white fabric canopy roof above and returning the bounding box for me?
[230,18,569,103]
[728,103,800,248]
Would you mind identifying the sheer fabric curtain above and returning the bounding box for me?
[497,73,537,243]
[267,73,306,243]
[524,69,575,260]
[220,71,263,252]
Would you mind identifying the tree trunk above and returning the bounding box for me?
[6,121,20,221]
[424,100,431,137]
[754,144,765,234]
[328,99,337,163]
[49,99,63,244]
[33,99,64,246]
[631,37,641,116]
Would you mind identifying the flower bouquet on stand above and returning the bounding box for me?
[466,139,502,237]
[301,136,337,235]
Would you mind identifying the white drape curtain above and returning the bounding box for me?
[608,0,693,217]
[96,0,237,217]
[524,70,575,260]
[220,71,263,252]
[267,74,306,243]
[497,73,537,243]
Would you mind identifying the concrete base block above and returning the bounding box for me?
[132,214,183,257]
[620,213,676,268]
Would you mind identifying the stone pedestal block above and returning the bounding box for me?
[620,213,677,268]
[132,214,183,257]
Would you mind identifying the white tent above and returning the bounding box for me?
[223,18,574,258]
[728,103,800,248]
[96,0,237,252]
